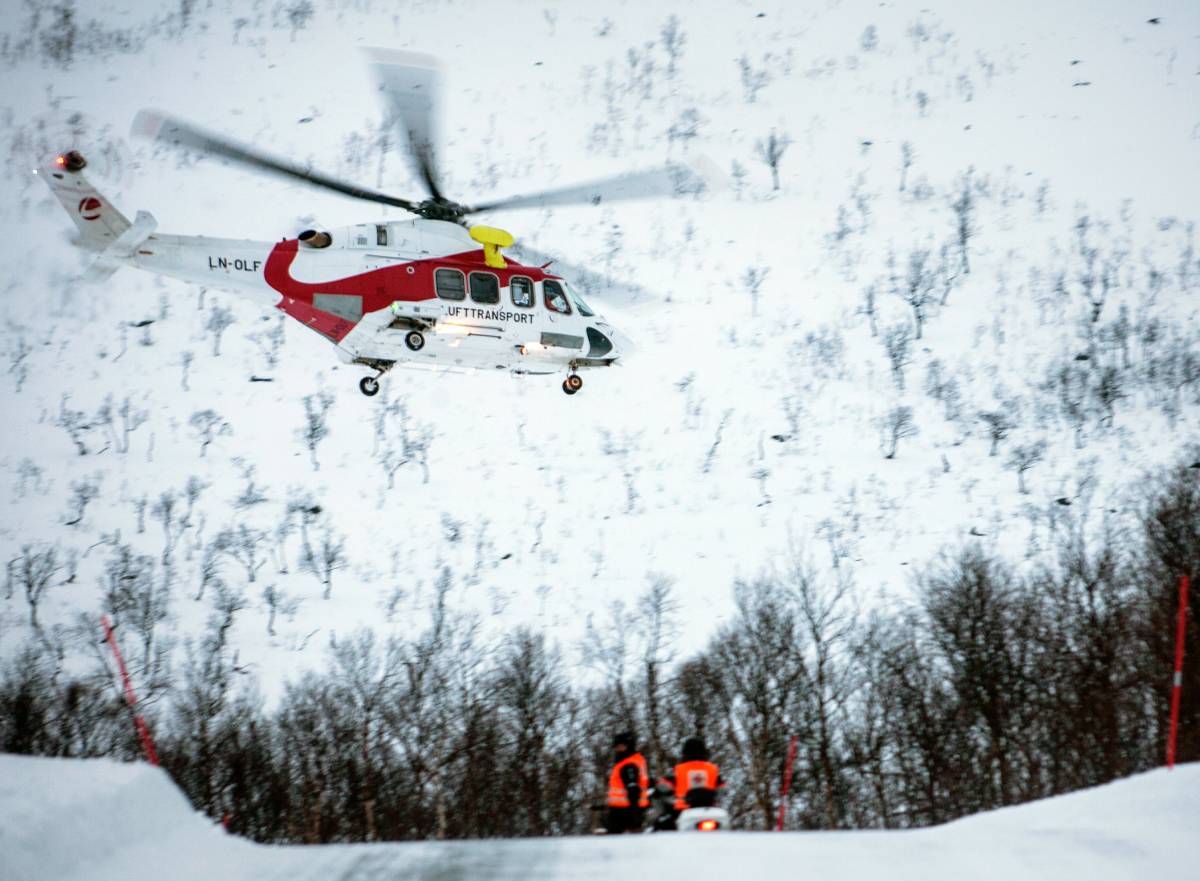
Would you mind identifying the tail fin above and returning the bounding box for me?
[37,151,131,251]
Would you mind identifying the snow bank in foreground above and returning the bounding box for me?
[2,754,1197,881]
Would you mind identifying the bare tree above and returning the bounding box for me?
[180,350,193,391]
[1006,441,1047,494]
[878,406,918,459]
[64,476,101,526]
[8,544,62,631]
[978,409,1016,456]
[730,160,748,199]
[899,142,914,193]
[116,397,149,453]
[599,430,643,514]
[215,525,268,583]
[634,575,679,767]
[189,409,231,458]
[755,130,791,192]
[737,54,771,103]
[951,173,976,275]
[7,335,31,392]
[261,584,301,637]
[206,305,236,356]
[56,396,92,455]
[882,325,913,390]
[742,265,770,317]
[300,392,335,471]
[318,529,346,599]
[899,248,936,339]
[659,15,686,78]
[861,283,878,336]
[233,461,268,510]
[150,491,179,563]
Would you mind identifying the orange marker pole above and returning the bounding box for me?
[776,734,798,831]
[1166,575,1190,770]
[101,615,160,766]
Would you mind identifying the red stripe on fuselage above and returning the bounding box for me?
[263,239,555,343]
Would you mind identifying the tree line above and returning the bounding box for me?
[2,453,1197,841]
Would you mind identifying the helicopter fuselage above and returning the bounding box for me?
[122,217,623,380]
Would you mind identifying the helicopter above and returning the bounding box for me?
[36,49,715,396]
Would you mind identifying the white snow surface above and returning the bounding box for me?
[0,0,1198,689]
[3,753,1199,881]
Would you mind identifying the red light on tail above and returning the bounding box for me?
[697,819,719,831]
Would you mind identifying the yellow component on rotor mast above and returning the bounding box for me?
[469,225,515,269]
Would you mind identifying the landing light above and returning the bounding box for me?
[697,819,719,831]
[55,155,66,167]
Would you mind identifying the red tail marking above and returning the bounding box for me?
[78,197,102,221]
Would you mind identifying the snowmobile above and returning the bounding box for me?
[647,780,730,833]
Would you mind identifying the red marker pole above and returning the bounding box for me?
[101,615,160,766]
[776,734,799,831]
[1166,575,1190,770]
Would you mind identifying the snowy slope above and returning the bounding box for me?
[0,0,1198,688]
[4,753,1199,881]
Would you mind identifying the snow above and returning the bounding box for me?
[3,753,1198,881]
[0,1,1198,691]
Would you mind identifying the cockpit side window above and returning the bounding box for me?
[510,276,534,308]
[544,279,572,315]
[567,282,596,317]
[435,267,466,301]
[469,271,500,304]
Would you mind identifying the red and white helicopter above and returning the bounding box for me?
[37,50,714,396]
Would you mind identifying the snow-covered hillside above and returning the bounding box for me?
[4,753,1198,881]
[1,0,1198,690]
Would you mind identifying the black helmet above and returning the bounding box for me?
[680,735,708,761]
[612,730,636,750]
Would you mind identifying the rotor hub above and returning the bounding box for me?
[416,199,466,222]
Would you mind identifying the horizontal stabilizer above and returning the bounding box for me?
[83,210,157,283]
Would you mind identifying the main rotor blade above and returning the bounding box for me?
[467,157,723,215]
[508,243,659,314]
[132,109,421,212]
[364,48,445,203]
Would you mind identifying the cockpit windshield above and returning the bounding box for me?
[564,281,596,317]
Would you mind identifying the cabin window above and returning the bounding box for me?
[469,271,500,304]
[376,225,388,246]
[435,268,466,301]
[544,279,572,314]
[510,276,534,308]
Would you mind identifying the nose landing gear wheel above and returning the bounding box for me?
[562,379,578,395]
[405,330,426,352]
[359,376,380,397]
[565,374,583,393]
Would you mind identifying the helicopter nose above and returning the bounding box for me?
[596,324,637,360]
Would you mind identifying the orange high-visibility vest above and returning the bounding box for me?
[607,753,650,808]
[673,760,719,810]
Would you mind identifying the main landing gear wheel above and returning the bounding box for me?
[359,376,380,396]
[565,374,583,392]
[405,330,426,352]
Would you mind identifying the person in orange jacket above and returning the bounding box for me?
[604,730,650,834]
[672,735,723,810]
